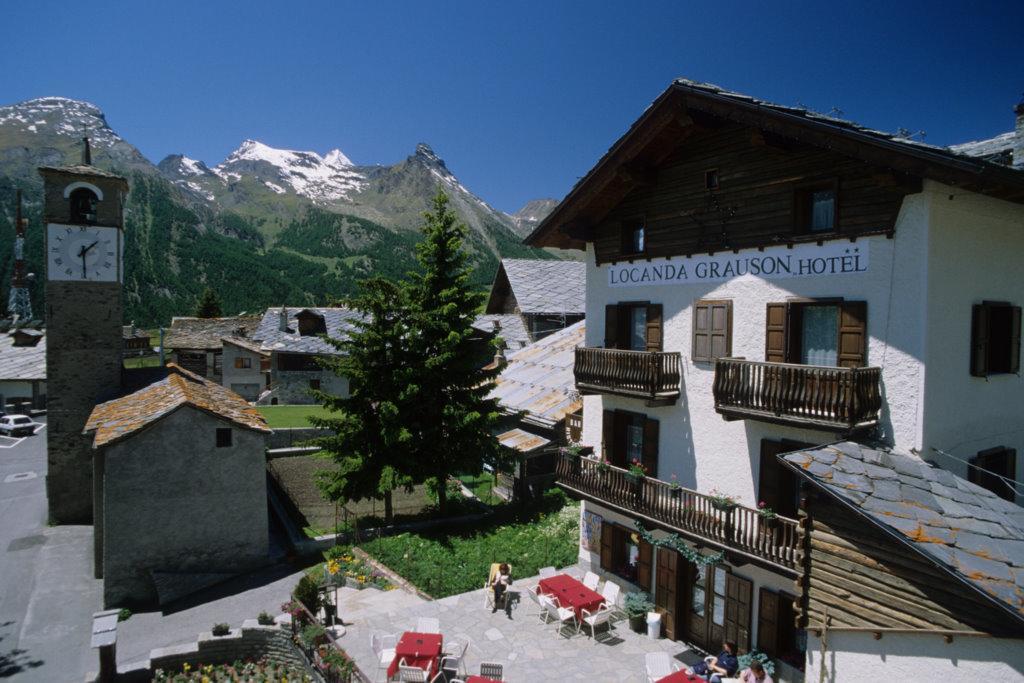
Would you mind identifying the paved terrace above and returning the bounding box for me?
[337,565,705,681]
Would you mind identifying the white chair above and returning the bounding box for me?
[582,570,600,590]
[578,603,615,639]
[545,596,578,635]
[538,566,557,579]
[645,652,681,683]
[601,580,621,608]
[415,616,440,634]
[369,631,397,682]
[397,661,445,682]
[537,592,557,623]
[479,661,504,680]
[442,636,470,676]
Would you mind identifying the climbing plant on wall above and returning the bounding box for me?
[633,520,725,567]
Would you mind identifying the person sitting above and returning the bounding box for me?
[687,640,739,682]
[739,661,773,683]
[490,562,512,612]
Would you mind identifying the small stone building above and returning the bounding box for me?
[221,336,270,401]
[164,316,261,382]
[0,322,46,411]
[85,364,272,607]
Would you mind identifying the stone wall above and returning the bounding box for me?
[269,370,348,405]
[99,406,269,607]
[266,427,333,450]
[112,621,316,682]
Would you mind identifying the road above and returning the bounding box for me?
[0,418,104,681]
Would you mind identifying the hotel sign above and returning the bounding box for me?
[608,242,868,288]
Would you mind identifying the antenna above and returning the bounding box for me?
[7,189,33,320]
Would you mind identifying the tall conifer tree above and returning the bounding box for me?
[312,277,414,524]
[195,287,223,318]
[406,192,503,516]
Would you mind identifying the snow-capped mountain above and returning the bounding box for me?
[510,198,558,236]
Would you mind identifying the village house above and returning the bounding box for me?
[163,315,260,383]
[86,363,272,607]
[121,323,151,358]
[526,79,1024,680]
[252,306,360,405]
[0,322,46,411]
[488,320,585,500]
[221,336,270,401]
[473,258,585,351]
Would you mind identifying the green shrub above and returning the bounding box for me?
[257,611,275,626]
[624,591,655,618]
[117,608,132,622]
[738,651,775,677]
[293,573,322,614]
[300,623,328,648]
[211,623,230,636]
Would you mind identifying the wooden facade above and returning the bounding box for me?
[799,492,1020,637]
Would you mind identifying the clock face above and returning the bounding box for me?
[47,224,121,282]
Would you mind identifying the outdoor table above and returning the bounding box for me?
[465,677,501,683]
[387,631,443,680]
[656,671,707,682]
[538,573,605,621]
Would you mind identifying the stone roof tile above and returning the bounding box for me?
[164,316,260,351]
[252,307,361,355]
[498,259,585,314]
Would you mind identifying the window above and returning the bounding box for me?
[309,378,321,391]
[599,523,652,589]
[971,301,1021,377]
[692,300,732,362]
[234,356,252,369]
[216,428,232,448]
[705,169,720,191]
[277,353,321,371]
[69,187,98,224]
[765,300,866,367]
[621,220,645,256]
[603,409,659,473]
[604,302,663,352]
[968,447,1017,501]
[795,181,838,233]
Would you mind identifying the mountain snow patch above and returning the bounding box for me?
[215,139,366,202]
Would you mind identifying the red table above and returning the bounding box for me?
[387,631,443,680]
[656,672,705,683]
[466,677,501,683]
[538,573,605,620]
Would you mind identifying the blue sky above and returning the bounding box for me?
[3,1,1021,214]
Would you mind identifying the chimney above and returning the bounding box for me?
[1014,96,1024,168]
[82,135,92,166]
[492,337,508,368]
[278,306,289,332]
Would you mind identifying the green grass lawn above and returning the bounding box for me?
[458,472,499,505]
[362,491,579,598]
[257,404,331,428]
[122,355,162,369]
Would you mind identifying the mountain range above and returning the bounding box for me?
[0,96,564,326]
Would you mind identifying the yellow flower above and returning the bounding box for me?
[326,559,341,575]
[183,663,191,673]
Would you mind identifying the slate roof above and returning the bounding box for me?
[221,336,269,356]
[123,326,150,340]
[949,132,1016,165]
[164,316,260,351]
[38,164,128,182]
[499,259,585,314]
[0,329,46,381]
[471,314,531,349]
[84,363,270,448]
[252,307,361,355]
[489,320,584,428]
[780,442,1024,625]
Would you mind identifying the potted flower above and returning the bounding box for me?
[623,591,656,633]
[709,489,737,512]
[757,501,778,529]
[626,458,647,484]
[668,474,682,500]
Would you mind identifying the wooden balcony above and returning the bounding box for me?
[556,453,801,573]
[574,347,681,406]
[713,358,882,433]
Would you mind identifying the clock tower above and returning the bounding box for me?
[40,151,128,524]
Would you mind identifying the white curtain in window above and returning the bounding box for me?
[629,307,647,351]
[801,305,839,366]
[811,190,835,231]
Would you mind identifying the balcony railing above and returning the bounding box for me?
[574,347,681,405]
[556,453,801,572]
[713,358,882,432]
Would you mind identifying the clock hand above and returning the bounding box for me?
[82,240,99,254]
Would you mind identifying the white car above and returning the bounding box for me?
[0,415,35,437]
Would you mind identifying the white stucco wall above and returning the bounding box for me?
[581,192,932,506]
[221,343,266,401]
[804,631,1024,682]
[921,181,1024,503]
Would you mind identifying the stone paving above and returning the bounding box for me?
[335,565,705,682]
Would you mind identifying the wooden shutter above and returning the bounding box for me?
[637,538,653,592]
[758,440,783,512]
[1010,306,1021,374]
[642,417,659,477]
[612,411,630,467]
[602,410,615,462]
[600,521,614,571]
[971,304,990,377]
[724,573,753,653]
[765,303,788,363]
[645,303,663,352]
[692,301,711,362]
[756,588,780,655]
[604,304,620,349]
[838,301,867,367]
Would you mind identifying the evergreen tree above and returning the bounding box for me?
[194,287,223,318]
[406,192,503,516]
[311,278,415,524]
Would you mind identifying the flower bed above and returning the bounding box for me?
[321,546,395,591]
[361,491,579,598]
[153,656,311,682]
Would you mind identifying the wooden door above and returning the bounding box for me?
[654,548,680,640]
[685,561,711,650]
